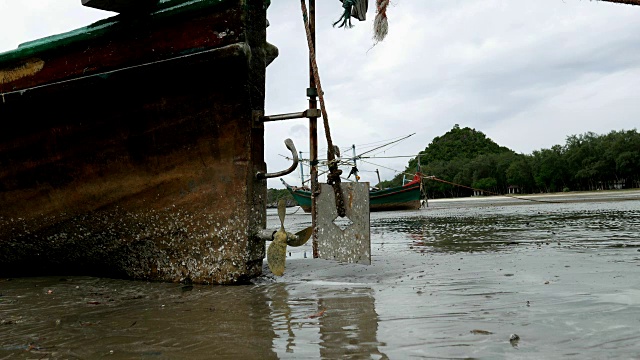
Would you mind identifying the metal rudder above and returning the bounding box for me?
[316,182,370,265]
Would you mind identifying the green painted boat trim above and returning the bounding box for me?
[286,185,312,211]
[370,182,421,209]
[0,0,232,65]
[282,176,422,212]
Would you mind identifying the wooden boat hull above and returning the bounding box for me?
[370,180,421,211]
[0,0,271,284]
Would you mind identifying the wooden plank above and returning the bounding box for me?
[0,6,244,93]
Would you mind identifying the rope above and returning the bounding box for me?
[373,0,389,43]
[300,0,346,217]
[355,133,415,158]
[308,153,560,204]
[359,158,559,204]
[423,175,559,204]
[300,1,336,162]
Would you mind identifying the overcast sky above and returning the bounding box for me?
[1,0,639,188]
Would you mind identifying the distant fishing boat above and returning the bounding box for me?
[282,173,422,212]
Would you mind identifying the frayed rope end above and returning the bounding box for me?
[373,15,388,43]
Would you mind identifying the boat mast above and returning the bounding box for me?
[352,144,358,182]
[418,153,428,207]
[299,150,305,185]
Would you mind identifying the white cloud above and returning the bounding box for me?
[0,1,112,52]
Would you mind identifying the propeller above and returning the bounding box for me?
[288,226,313,247]
[267,199,313,276]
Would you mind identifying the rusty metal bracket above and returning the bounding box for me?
[261,109,321,122]
[256,139,298,180]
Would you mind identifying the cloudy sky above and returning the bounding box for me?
[2,0,639,188]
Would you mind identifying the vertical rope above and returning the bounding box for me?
[373,0,389,43]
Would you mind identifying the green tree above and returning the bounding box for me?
[379,126,639,198]
[267,188,293,204]
[531,145,569,192]
[506,156,535,192]
[473,177,498,191]
[396,125,513,196]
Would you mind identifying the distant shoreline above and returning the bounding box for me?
[427,188,640,205]
[271,189,640,210]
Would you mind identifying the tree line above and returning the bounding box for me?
[266,188,295,208]
[379,125,640,198]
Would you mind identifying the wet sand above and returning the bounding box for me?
[1,190,639,359]
[269,190,640,358]
[427,189,640,206]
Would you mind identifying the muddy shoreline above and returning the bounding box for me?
[1,193,639,358]
[423,189,640,207]
[262,193,640,358]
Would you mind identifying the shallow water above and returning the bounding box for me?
[1,192,639,359]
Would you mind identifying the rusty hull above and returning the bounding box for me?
[0,0,271,284]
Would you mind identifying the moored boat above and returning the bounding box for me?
[282,174,422,212]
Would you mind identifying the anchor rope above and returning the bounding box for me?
[358,159,559,204]
[287,206,303,216]
[300,0,347,217]
[296,155,560,204]
[422,176,559,204]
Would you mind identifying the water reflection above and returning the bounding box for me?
[265,283,388,359]
[0,277,279,359]
[265,283,298,355]
[1,277,388,359]
[317,288,387,359]
[372,201,640,253]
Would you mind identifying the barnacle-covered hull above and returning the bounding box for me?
[0,0,273,284]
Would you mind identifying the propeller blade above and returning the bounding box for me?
[267,232,287,276]
[287,226,313,247]
[277,199,286,230]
